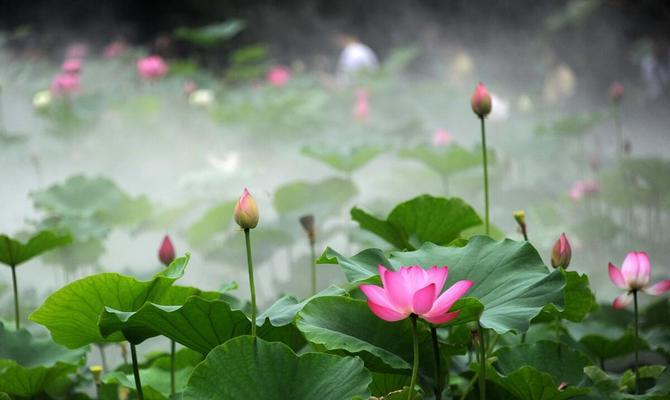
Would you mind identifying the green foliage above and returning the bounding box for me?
[399,143,491,178]
[174,20,245,47]
[0,230,72,267]
[301,144,384,174]
[274,177,358,219]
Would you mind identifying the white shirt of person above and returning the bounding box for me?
[337,42,379,84]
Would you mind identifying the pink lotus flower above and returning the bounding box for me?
[569,180,599,200]
[609,252,670,308]
[360,265,473,324]
[610,81,624,103]
[550,233,572,269]
[354,88,369,121]
[61,59,82,74]
[158,235,176,266]
[50,73,80,96]
[432,128,453,146]
[137,55,168,80]
[234,188,259,230]
[267,66,291,87]
[471,82,492,118]
[103,41,126,58]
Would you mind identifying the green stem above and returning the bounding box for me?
[170,340,176,395]
[477,321,486,400]
[614,104,623,160]
[130,344,144,400]
[430,326,443,400]
[633,289,640,394]
[310,240,317,295]
[98,344,108,372]
[244,229,257,337]
[480,117,490,235]
[408,315,420,400]
[11,265,19,330]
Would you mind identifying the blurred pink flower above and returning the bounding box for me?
[360,265,473,324]
[66,42,88,59]
[50,73,80,96]
[103,41,126,58]
[609,252,670,308]
[183,80,197,95]
[569,180,599,200]
[433,128,453,146]
[61,59,82,74]
[267,66,291,87]
[610,81,624,103]
[158,235,176,267]
[354,88,369,121]
[137,55,168,80]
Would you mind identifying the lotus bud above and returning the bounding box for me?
[471,82,492,118]
[558,382,568,391]
[234,188,259,229]
[610,81,624,104]
[513,210,528,240]
[551,233,572,269]
[89,365,103,385]
[158,235,175,266]
[299,214,316,244]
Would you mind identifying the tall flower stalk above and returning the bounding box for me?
[408,315,420,400]
[299,215,317,295]
[471,82,492,235]
[477,322,486,400]
[130,343,144,400]
[430,326,444,400]
[10,264,19,330]
[158,235,177,395]
[235,188,260,337]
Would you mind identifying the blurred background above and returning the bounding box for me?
[1,0,669,329]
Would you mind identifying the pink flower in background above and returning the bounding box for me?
[609,252,670,308]
[569,180,599,200]
[61,59,82,74]
[610,81,624,103]
[66,42,88,59]
[103,41,126,58]
[158,235,176,267]
[433,128,453,146]
[137,55,168,80]
[50,73,80,96]
[267,66,291,87]
[360,265,473,324]
[354,88,369,121]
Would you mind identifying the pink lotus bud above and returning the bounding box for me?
[610,81,624,103]
[569,180,599,201]
[158,235,176,266]
[234,188,259,229]
[137,55,168,80]
[359,265,473,324]
[471,82,492,118]
[61,59,82,74]
[354,88,369,121]
[267,66,291,87]
[432,128,453,146]
[551,233,571,269]
[50,73,80,96]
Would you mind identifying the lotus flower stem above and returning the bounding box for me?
[479,118,490,235]
[477,321,486,400]
[97,344,108,372]
[430,326,443,400]
[130,343,144,400]
[11,265,19,330]
[633,289,640,394]
[170,340,176,395]
[310,240,317,295]
[614,103,623,160]
[408,314,420,400]
[244,228,257,337]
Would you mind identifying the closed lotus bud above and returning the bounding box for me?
[89,365,103,385]
[558,382,568,391]
[234,188,259,229]
[299,214,316,244]
[610,81,624,104]
[158,235,175,266]
[551,233,572,269]
[513,210,526,227]
[471,82,492,118]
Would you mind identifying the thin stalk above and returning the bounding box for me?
[408,315,420,400]
[310,239,317,295]
[521,226,528,241]
[170,340,176,395]
[614,104,623,160]
[244,229,257,337]
[633,290,640,394]
[130,344,144,400]
[11,265,19,330]
[430,326,443,400]
[477,321,486,400]
[480,117,490,235]
[600,357,605,371]
[97,344,108,372]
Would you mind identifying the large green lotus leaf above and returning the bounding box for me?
[0,323,86,397]
[351,195,482,250]
[273,177,358,219]
[183,336,371,400]
[566,319,649,362]
[104,367,193,399]
[301,144,384,174]
[485,365,590,400]
[0,231,72,267]
[30,255,191,348]
[185,201,236,248]
[534,110,608,137]
[174,19,245,47]
[399,143,490,177]
[320,236,565,334]
[257,285,348,326]
[368,372,411,397]
[535,270,596,323]
[41,237,105,270]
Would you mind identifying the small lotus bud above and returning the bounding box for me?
[234,188,259,229]
[551,233,572,269]
[513,210,526,227]
[558,382,568,391]
[299,214,316,244]
[158,235,175,266]
[610,81,624,104]
[89,365,103,385]
[471,82,492,118]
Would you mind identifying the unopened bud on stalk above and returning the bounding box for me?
[610,81,624,104]
[471,82,492,118]
[513,210,528,240]
[158,235,175,266]
[89,365,103,385]
[551,233,572,269]
[234,188,259,229]
[299,214,316,244]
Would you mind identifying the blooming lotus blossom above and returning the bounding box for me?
[137,55,168,80]
[61,59,82,74]
[360,265,473,324]
[234,188,259,229]
[569,180,599,200]
[609,252,670,308]
[158,235,175,266]
[432,128,453,146]
[51,73,80,96]
[354,88,369,121]
[267,66,291,87]
[471,82,492,118]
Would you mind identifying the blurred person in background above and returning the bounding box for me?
[641,39,670,101]
[335,32,379,85]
